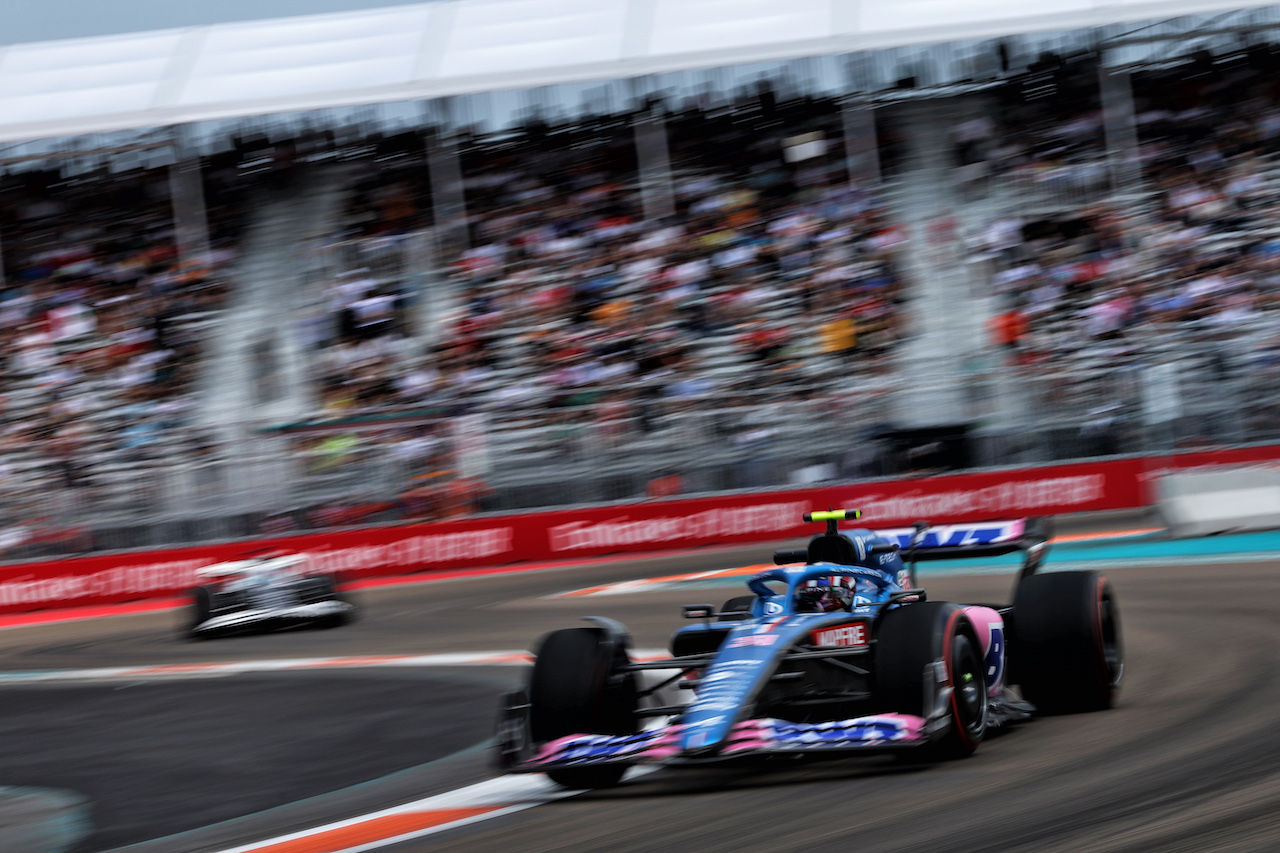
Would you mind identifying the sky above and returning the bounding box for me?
[0,0,433,45]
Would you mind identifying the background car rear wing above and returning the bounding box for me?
[196,554,308,578]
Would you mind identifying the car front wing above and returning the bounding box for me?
[519,713,928,772]
[191,600,353,635]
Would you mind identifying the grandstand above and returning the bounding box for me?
[3,0,1280,555]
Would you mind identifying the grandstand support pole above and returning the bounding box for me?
[1097,53,1142,199]
[841,97,881,189]
[409,229,446,353]
[634,107,675,222]
[426,124,468,262]
[167,128,212,271]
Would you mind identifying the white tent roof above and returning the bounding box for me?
[0,0,1275,143]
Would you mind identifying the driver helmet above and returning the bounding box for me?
[797,577,854,612]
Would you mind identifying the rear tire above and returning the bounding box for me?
[298,575,353,628]
[297,575,336,603]
[875,602,987,758]
[528,627,638,789]
[1009,571,1123,713]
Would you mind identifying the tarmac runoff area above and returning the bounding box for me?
[0,673,501,852]
[4,518,1280,852]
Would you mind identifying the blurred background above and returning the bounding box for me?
[0,0,1278,558]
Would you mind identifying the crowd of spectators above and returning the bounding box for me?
[15,40,1280,546]
[244,50,1280,522]
[247,91,915,523]
[969,47,1280,390]
[0,146,258,541]
[948,50,1106,200]
[308,89,910,434]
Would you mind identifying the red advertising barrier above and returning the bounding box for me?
[530,457,1148,558]
[0,456,1163,615]
[8,446,1277,615]
[0,518,519,615]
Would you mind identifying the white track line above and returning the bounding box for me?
[0,650,675,684]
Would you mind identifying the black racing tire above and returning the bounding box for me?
[320,609,352,630]
[1009,571,1123,713]
[299,575,353,628]
[528,627,638,789]
[297,575,337,603]
[875,602,987,759]
[185,585,216,640]
[718,595,755,621]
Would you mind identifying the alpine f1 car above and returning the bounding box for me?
[185,552,355,639]
[496,509,1123,789]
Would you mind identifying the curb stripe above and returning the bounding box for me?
[328,805,537,853]
[1051,527,1161,542]
[209,772,606,853]
[558,564,773,598]
[243,808,501,853]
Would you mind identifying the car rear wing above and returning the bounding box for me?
[885,518,1053,582]
[770,511,1054,608]
[196,554,307,578]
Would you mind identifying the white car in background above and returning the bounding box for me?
[185,553,355,639]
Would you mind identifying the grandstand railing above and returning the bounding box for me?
[987,159,1112,214]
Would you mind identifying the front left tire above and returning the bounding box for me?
[875,601,988,758]
[528,627,638,789]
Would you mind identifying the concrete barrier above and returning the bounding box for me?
[1158,469,1280,537]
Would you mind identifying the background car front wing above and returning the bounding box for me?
[191,600,353,634]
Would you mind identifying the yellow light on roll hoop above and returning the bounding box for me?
[803,509,861,523]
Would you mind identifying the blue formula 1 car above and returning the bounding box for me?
[496,509,1123,790]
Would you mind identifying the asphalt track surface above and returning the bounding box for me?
[4,514,1280,852]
